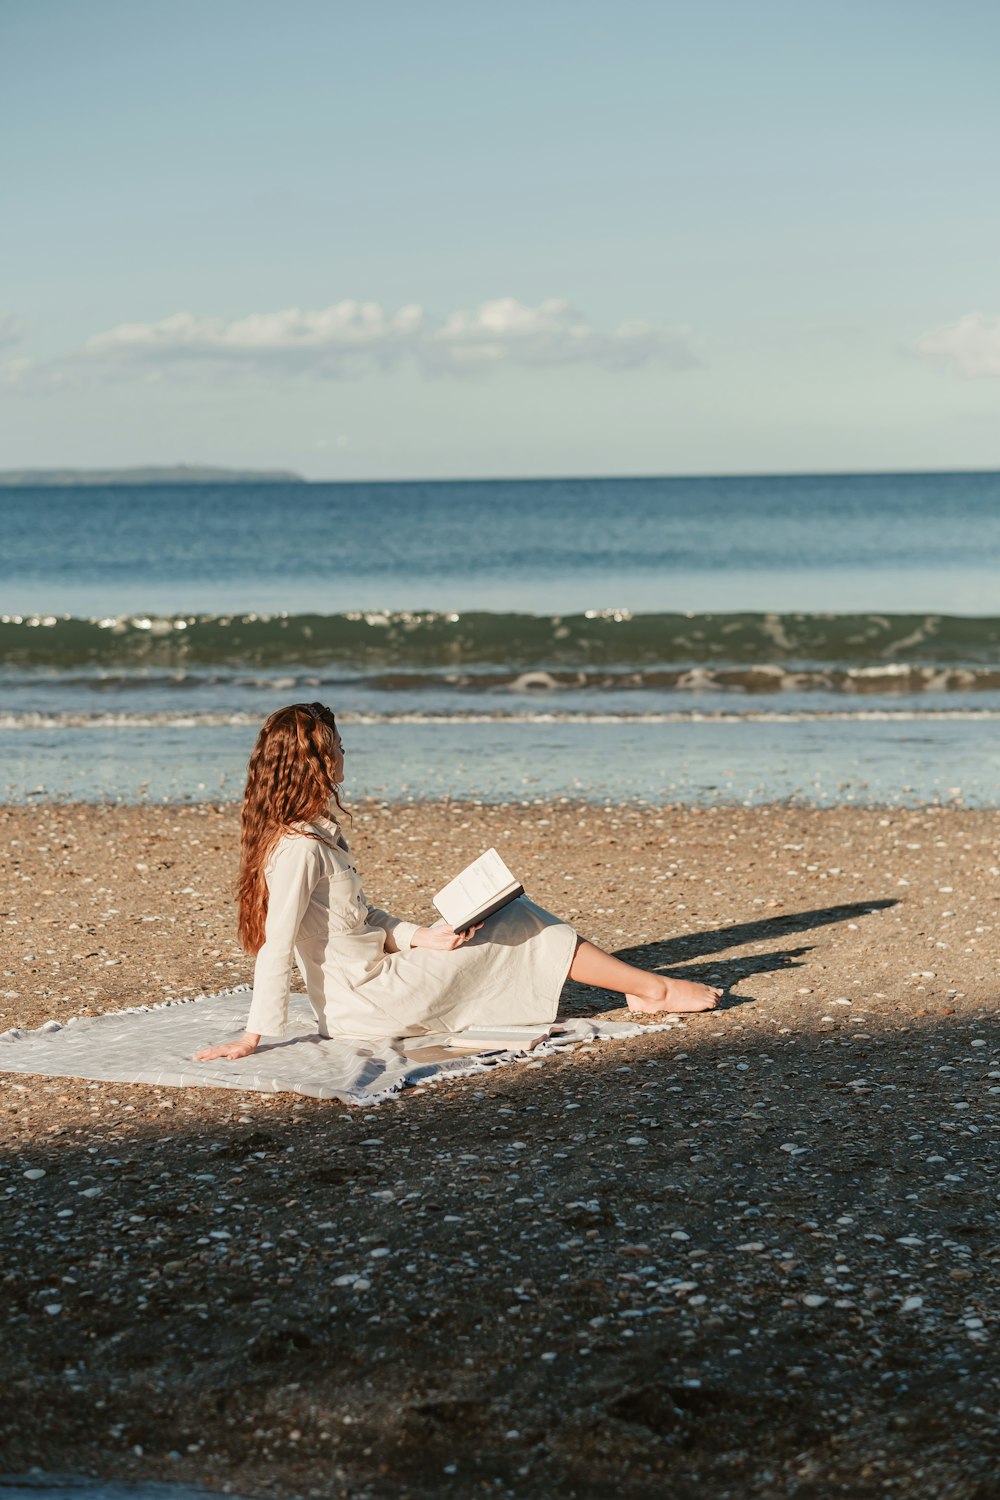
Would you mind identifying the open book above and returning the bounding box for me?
[433,848,525,933]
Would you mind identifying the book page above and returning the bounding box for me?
[433,848,518,928]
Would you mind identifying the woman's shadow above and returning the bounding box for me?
[564,898,897,1018]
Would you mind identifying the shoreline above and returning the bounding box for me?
[2,799,997,1497]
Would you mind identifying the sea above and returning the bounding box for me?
[2,471,999,806]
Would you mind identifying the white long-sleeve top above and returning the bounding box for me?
[245,816,418,1038]
[243,813,578,1042]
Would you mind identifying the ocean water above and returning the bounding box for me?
[2,471,999,805]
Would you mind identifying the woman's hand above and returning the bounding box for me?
[193,1032,260,1062]
[410,920,483,952]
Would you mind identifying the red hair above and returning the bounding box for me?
[237,702,346,953]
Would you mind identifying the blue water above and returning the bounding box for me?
[2,472,999,804]
[4,471,1000,615]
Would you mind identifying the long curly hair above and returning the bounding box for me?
[237,702,347,954]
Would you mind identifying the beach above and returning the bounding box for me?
[3,469,999,1495]
[2,798,997,1497]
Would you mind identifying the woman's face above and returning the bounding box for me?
[331,729,345,786]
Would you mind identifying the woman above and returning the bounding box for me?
[194,703,720,1062]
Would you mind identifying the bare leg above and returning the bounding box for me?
[568,938,721,1014]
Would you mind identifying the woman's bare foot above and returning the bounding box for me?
[626,976,722,1014]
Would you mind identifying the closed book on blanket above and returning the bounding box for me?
[433,848,524,933]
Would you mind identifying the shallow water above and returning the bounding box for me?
[4,715,995,807]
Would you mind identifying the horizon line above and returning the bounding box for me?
[3,462,1000,487]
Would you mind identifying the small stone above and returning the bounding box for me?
[44,1303,63,1316]
[540,1351,557,1361]
[24,1169,45,1181]
[352,1278,371,1291]
[626,1136,648,1147]
[900,1296,924,1312]
[79,1187,101,1199]
[369,1247,390,1259]
[802,1294,827,1307]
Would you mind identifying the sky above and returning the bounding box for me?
[2,0,999,480]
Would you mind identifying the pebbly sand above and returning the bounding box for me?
[1,799,998,1499]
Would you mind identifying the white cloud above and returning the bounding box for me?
[426,297,689,371]
[86,301,425,368]
[916,312,1000,378]
[72,296,697,379]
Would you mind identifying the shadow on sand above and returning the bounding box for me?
[565,898,897,1019]
[0,988,993,1500]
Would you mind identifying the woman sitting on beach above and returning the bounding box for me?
[194,703,720,1061]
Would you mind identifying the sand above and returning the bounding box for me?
[1,799,998,1498]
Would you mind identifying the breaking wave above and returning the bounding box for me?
[2,609,1000,686]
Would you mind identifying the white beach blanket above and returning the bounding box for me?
[0,987,681,1107]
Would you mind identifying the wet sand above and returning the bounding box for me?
[1,800,998,1498]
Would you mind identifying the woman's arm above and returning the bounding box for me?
[410,920,483,950]
[364,903,421,953]
[193,838,321,1061]
[366,902,482,953]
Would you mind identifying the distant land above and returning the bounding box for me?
[0,465,306,487]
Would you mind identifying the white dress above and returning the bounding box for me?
[244,815,579,1040]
